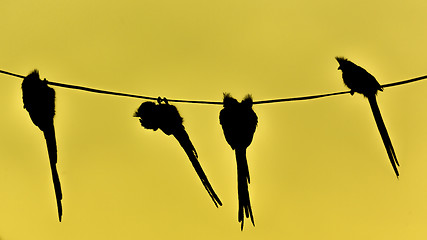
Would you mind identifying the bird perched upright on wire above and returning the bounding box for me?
[219,93,258,230]
[134,98,222,207]
[336,57,399,177]
[21,70,63,221]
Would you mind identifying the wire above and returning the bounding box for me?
[382,75,427,88]
[47,81,159,101]
[0,70,222,104]
[253,91,350,104]
[0,70,25,79]
[1,69,427,105]
[253,74,427,104]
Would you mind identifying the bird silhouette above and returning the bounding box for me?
[336,57,399,177]
[134,98,222,207]
[21,70,63,221]
[219,93,257,230]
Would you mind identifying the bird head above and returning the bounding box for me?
[241,94,254,107]
[134,101,159,130]
[22,69,42,90]
[335,56,352,71]
[223,93,238,108]
[27,69,40,80]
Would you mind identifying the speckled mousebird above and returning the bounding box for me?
[22,70,63,221]
[134,98,222,207]
[336,57,399,177]
[219,93,257,230]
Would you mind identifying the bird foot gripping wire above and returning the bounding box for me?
[21,70,63,222]
[134,98,223,207]
[157,97,169,105]
[336,57,400,177]
[219,93,258,230]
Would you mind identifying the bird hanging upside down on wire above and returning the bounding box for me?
[134,98,222,207]
[21,70,63,221]
[219,93,258,230]
[336,57,399,177]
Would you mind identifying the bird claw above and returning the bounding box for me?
[157,97,169,105]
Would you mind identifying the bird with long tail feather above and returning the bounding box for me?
[336,57,399,177]
[22,70,63,221]
[219,93,258,230]
[134,98,222,207]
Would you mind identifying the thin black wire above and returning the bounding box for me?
[382,75,427,88]
[0,70,25,79]
[253,91,351,104]
[47,81,159,101]
[47,81,223,104]
[1,69,426,105]
[0,70,222,104]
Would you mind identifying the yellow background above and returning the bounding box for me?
[1,0,427,239]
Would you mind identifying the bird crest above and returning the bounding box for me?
[241,94,253,107]
[335,56,353,70]
[223,93,239,107]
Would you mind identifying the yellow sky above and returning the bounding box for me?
[1,0,427,239]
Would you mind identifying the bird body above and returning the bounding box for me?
[336,57,399,177]
[134,99,222,207]
[336,57,382,96]
[22,70,63,221]
[219,93,257,230]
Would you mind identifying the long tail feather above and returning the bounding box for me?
[367,96,399,177]
[43,124,63,221]
[173,129,222,207]
[235,148,254,230]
